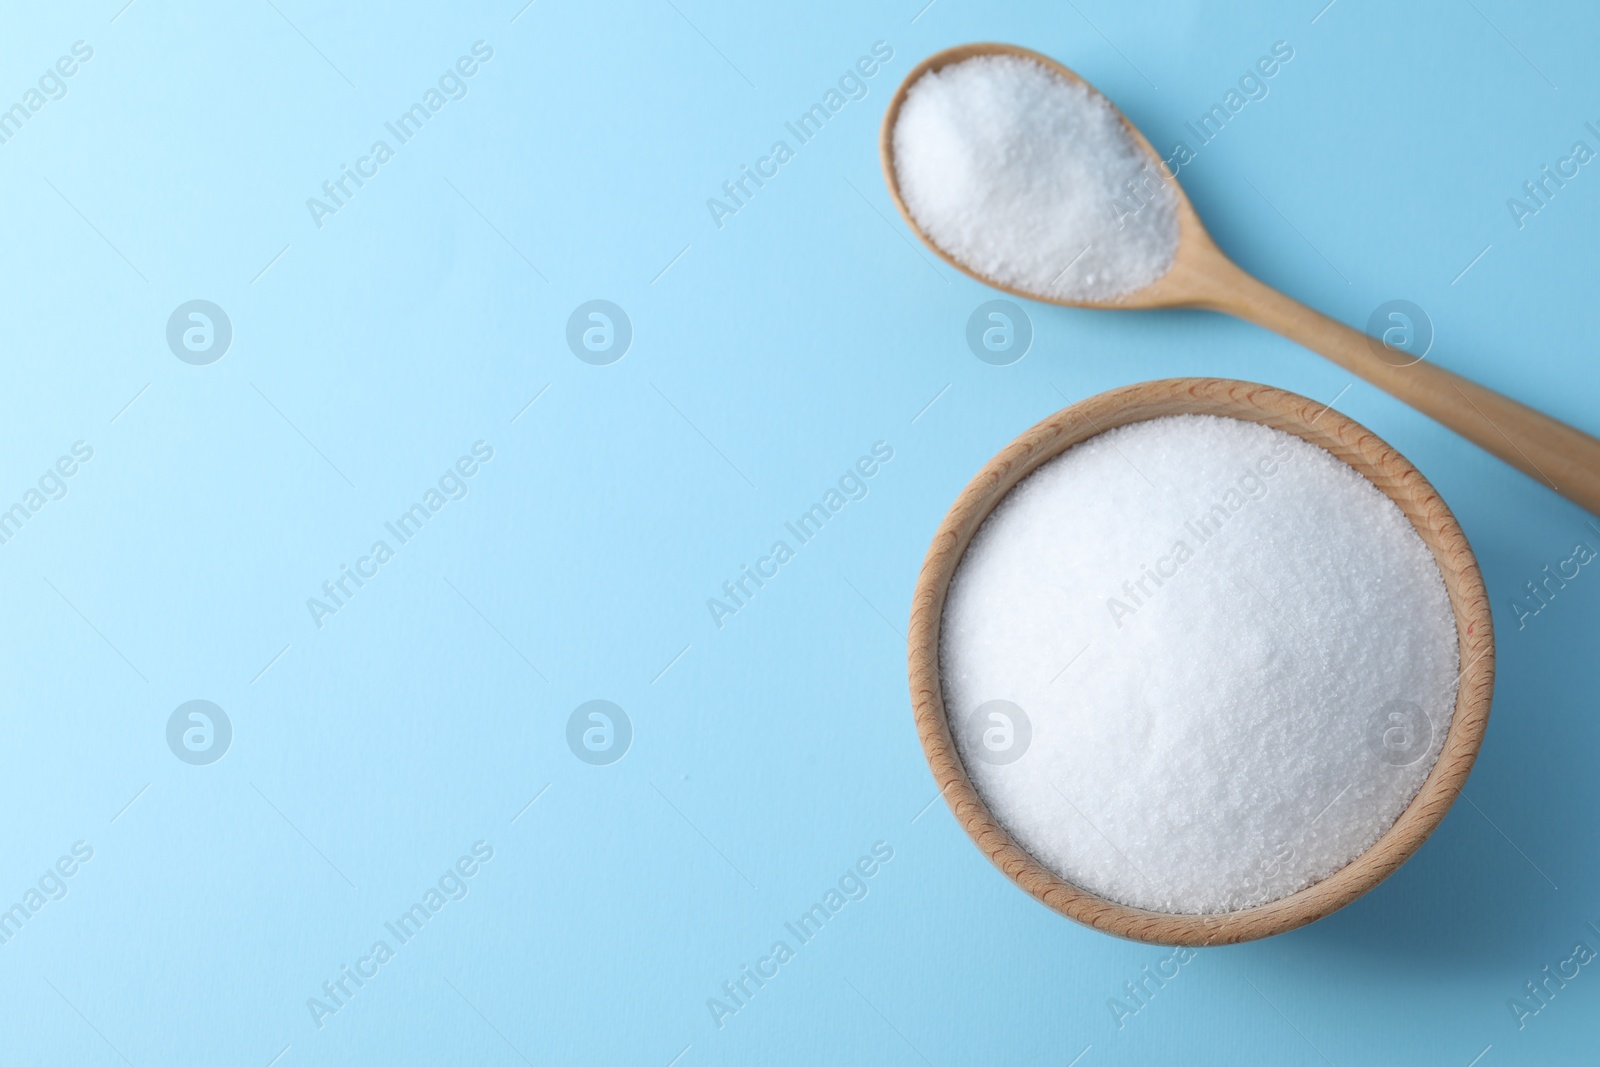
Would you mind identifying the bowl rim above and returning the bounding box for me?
[907,377,1495,945]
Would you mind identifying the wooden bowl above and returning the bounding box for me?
[908,378,1495,945]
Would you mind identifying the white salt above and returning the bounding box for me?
[941,415,1460,914]
[892,54,1178,301]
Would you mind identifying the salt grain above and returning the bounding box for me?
[941,415,1459,914]
[892,53,1179,301]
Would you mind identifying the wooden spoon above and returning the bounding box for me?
[881,43,1600,516]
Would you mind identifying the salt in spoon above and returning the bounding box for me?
[881,43,1600,516]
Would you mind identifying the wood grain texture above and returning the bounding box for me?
[907,378,1495,946]
[880,42,1600,516]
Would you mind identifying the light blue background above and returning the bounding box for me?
[1,0,1596,1064]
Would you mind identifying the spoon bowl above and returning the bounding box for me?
[881,43,1600,515]
[908,377,1495,944]
[880,41,1217,311]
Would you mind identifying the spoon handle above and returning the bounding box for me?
[1217,269,1600,516]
